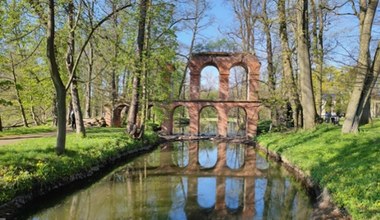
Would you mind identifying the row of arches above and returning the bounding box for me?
[172,105,247,136]
[197,65,248,101]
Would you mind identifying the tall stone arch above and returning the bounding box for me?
[162,52,260,138]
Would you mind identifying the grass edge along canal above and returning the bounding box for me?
[0,127,159,212]
[257,120,380,220]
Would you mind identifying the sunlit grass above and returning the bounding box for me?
[258,120,380,220]
[0,128,158,205]
[0,125,55,137]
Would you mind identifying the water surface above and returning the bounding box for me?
[28,141,313,219]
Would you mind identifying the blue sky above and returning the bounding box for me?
[174,1,380,69]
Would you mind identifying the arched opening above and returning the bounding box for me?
[198,141,218,169]
[171,141,189,168]
[200,65,219,100]
[226,144,245,169]
[197,177,216,211]
[225,177,244,213]
[229,66,248,101]
[227,107,247,137]
[199,106,218,136]
[172,105,189,135]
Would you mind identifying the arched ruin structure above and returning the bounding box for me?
[162,52,260,138]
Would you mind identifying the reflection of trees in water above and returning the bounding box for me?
[225,178,244,212]
[226,144,245,169]
[198,141,217,168]
[171,142,189,167]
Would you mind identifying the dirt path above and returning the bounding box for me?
[0,130,73,146]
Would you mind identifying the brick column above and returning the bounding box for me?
[248,63,260,101]
[189,103,199,136]
[246,105,258,138]
[217,105,228,137]
[219,68,229,100]
[190,73,200,100]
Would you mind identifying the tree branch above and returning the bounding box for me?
[65,3,133,91]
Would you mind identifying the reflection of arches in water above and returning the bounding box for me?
[169,177,188,219]
[198,141,218,169]
[227,107,247,137]
[256,152,269,170]
[254,178,268,219]
[226,144,245,169]
[199,106,218,136]
[172,105,190,135]
[225,178,244,213]
[171,142,189,168]
[197,177,216,210]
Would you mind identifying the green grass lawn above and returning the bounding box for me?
[258,120,380,220]
[0,127,158,206]
[0,125,55,137]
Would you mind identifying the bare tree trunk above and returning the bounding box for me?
[342,0,379,133]
[297,0,316,129]
[278,0,302,127]
[47,0,67,155]
[262,0,277,126]
[85,41,94,118]
[66,0,86,137]
[10,54,28,127]
[126,0,149,137]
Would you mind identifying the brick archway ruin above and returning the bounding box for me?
[162,52,260,138]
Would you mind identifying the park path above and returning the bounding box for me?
[0,130,73,146]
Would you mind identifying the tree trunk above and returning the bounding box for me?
[10,54,28,127]
[262,0,277,126]
[47,0,66,155]
[297,0,316,129]
[0,115,3,132]
[278,0,302,127]
[126,0,149,137]
[85,41,93,118]
[66,0,86,137]
[342,0,379,133]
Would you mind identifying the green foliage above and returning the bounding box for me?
[0,128,158,205]
[257,120,272,134]
[257,121,380,219]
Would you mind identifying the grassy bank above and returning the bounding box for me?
[0,127,158,206]
[257,121,380,219]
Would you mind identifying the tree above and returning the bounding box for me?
[342,0,380,133]
[296,0,317,129]
[277,0,302,127]
[126,0,149,137]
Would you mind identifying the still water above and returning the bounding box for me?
[28,141,313,219]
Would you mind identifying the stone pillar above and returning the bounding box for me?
[248,63,260,101]
[161,104,174,135]
[246,106,258,138]
[217,105,228,137]
[219,68,229,100]
[190,73,200,100]
[189,103,199,136]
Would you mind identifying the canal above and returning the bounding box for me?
[25,140,313,219]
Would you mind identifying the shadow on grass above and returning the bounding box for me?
[310,136,380,219]
[265,125,337,153]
